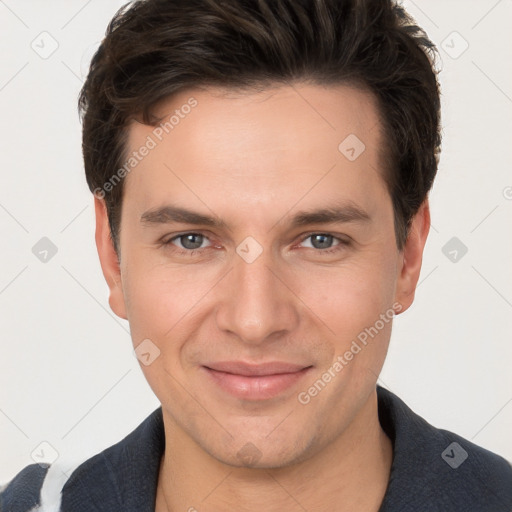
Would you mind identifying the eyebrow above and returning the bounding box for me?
[140,203,371,229]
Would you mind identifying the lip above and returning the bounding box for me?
[202,361,313,400]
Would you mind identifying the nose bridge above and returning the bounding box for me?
[216,248,298,344]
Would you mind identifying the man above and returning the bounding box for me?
[1,0,511,510]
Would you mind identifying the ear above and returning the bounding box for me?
[394,199,431,314]
[94,196,128,320]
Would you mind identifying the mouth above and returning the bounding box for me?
[201,361,313,400]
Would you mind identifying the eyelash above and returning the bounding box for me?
[162,232,350,256]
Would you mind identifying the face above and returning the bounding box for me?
[95,83,429,468]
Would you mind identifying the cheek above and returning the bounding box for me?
[292,254,399,397]
[121,268,199,395]
[293,262,397,412]
[298,257,398,334]
[121,262,190,346]
[121,257,226,354]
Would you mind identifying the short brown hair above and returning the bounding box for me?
[79,0,441,254]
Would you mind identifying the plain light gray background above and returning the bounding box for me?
[1,0,511,483]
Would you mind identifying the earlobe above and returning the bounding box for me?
[394,199,431,314]
[94,196,128,320]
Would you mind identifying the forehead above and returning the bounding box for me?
[122,83,388,222]
[132,82,382,149]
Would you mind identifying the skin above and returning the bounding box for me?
[95,83,430,511]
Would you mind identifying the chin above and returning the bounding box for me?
[202,430,317,470]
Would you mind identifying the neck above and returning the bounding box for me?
[155,390,392,512]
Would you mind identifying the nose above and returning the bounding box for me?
[215,248,299,345]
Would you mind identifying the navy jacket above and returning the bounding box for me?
[2,386,511,511]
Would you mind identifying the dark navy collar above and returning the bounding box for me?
[377,387,512,511]
[61,406,165,511]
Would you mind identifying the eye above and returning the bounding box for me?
[298,233,349,253]
[166,233,212,251]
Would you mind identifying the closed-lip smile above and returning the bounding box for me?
[202,361,313,400]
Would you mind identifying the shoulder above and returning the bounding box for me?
[1,407,164,512]
[0,459,79,512]
[378,386,512,511]
[0,463,50,511]
[0,451,124,512]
